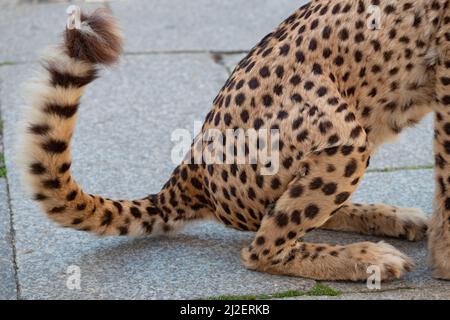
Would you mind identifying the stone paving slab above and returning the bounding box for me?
[288,286,450,300]
[1,52,447,299]
[353,169,434,215]
[0,0,308,63]
[110,0,305,53]
[0,1,105,63]
[0,178,17,300]
[370,115,434,170]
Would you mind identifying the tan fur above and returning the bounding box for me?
[322,203,428,241]
[428,5,450,279]
[18,1,450,281]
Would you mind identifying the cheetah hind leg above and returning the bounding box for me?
[321,203,428,241]
[241,147,413,281]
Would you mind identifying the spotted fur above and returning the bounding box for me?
[18,1,450,281]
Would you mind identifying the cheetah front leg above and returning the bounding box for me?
[429,34,450,279]
[241,147,412,281]
[322,203,428,241]
[431,114,450,279]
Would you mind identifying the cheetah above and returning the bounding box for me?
[18,0,450,281]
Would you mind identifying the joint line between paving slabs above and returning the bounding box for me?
[123,49,249,57]
[1,50,251,66]
[0,79,22,300]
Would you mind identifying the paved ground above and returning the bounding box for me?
[0,0,448,300]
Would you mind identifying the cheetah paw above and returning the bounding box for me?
[428,226,450,280]
[430,255,450,280]
[394,207,428,241]
[350,241,414,281]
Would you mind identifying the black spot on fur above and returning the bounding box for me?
[191,178,203,190]
[118,226,128,235]
[113,201,123,214]
[101,209,113,226]
[59,162,72,173]
[344,159,358,177]
[42,178,61,189]
[34,193,48,201]
[41,139,68,154]
[291,210,301,224]
[30,163,46,175]
[49,206,66,214]
[29,124,51,135]
[72,218,83,225]
[66,190,77,201]
[76,203,87,211]
[304,205,319,219]
[335,192,351,205]
[276,212,289,227]
[47,66,98,88]
[130,207,142,218]
[44,103,79,119]
[322,183,337,195]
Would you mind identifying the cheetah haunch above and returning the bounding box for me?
[18,1,450,281]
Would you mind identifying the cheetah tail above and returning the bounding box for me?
[17,8,152,236]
